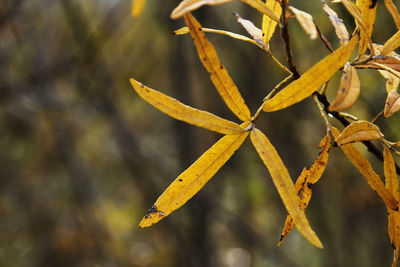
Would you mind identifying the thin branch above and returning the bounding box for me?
[313,92,400,175]
[280,0,300,78]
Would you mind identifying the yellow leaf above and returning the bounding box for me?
[329,62,361,111]
[174,26,263,48]
[233,12,263,45]
[288,6,318,40]
[331,127,398,210]
[130,79,245,135]
[263,35,358,112]
[356,0,377,56]
[250,128,323,248]
[338,0,374,55]
[322,2,349,45]
[378,70,400,93]
[262,0,282,47]
[335,120,383,145]
[171,0,232,19]
[380,31,400,56]
[132,0,147,18]
[240,0,280,23]
[384,0,400,30]
[384,146,399,202]
[278,134,331,246]
[384,89,400,118]
[139,130,249,228]
[184,13,252,121]
[384,146,400,267]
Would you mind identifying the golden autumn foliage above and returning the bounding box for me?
[132,0,400,265]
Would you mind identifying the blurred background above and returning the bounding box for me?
[1,0,400,266]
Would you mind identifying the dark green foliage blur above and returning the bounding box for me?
[1,0,400,266]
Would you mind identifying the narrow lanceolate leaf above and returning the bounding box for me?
[331,127,398,210]
[132,0,147,18]
[356,0,377,56]
[250,128,323,248]
[378,70,400,93]
[384,146,400,267]
[278,134,331,246]
[171,0,232,19]
[384,0,400,30]
[184,13,252,121]
[263,35,358,112]
[240,0,280,23]
[384,89,400,118]
[130,79,244,135]
[288,6,318,40]
[380,31,400,56]
[139,131,249,228]
[335,120,383,145]
[322,2,349,45]
[384,146,399,202]
[174,27,262,48]
[329,62,361,111]
[233,12,263,45]
[262,0,282,47]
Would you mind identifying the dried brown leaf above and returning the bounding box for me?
[329,62,361,111]
[384,89,400,118]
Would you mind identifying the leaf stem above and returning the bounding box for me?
[313,94,331,128]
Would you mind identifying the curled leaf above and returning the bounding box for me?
[262,0,282,47]
[322,2,349,45]
[263,35,358,112]
[278,134,331,246]
[380,31,400,56]
[335,120,383,145]
[331,127,398,210]
[384,89,400,118]
[356,0,377,56]
[384,0,400,30]
[329,62,361,111]
[130,79,245,135]
[233,12,263,45]
[250,128,323,248]
[184,13,252,121]
[171,0,232,19]
[288,6,318,39]
[240,0,280,23]
[378,70,400,93]
[139,130,249,228]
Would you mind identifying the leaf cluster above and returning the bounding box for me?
[131,0,400,264]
